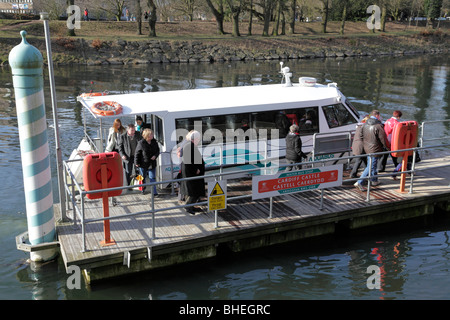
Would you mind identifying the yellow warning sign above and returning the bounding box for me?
[210,182,225,196]
[208,195,226,211]
[208,180,227,211]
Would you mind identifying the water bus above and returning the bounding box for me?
[74,63,360,187]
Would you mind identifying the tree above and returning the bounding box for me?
[340,0,348,35]
[147,0,157,36]
[261,0,275,36]
[174,0,198,21]
[100,0,126,21]
[287,0,297,34]
[136,0,142,35]
[205,0,226,35]
[247,0,254,35]
[272,0,282,36]
[67,0,76,36]
[425,0,443,28]
[226,0,243,37]
[320,0,330,33]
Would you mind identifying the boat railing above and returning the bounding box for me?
[61,142,450,253]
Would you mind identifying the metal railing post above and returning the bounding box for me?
[409,148,417,194]
[151,186,156,239]
[81,193,86,252]
[366,156,372,202]
[269,197,273,218]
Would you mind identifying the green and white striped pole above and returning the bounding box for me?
[9,31,57,262]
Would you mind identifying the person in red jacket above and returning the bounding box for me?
[378,110,402,172]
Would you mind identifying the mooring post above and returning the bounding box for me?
[9,31,57,262]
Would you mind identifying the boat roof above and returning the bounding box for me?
[77,82,343,119]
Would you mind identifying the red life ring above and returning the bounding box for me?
[79,92,109,98]
[83,152,123,200]
[91,101,123,117]
[391,121,418,157]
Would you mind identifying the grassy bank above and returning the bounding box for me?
[0,19,448,65]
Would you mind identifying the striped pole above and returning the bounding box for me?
[9,31,57,262]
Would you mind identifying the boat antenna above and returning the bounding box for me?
[279,62,293,87]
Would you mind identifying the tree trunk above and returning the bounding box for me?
[272,0,281,36]
[288,0,296,34]
[321,0,329,33]
[136,0,142,35]
[205,0,226,35]
[380,4,387,32]
[247,0,253,35]
[231,6,241,36]
[340,2,347,35]
[262,0,273,36]
[66,0,76,36]
[147,0,157,37]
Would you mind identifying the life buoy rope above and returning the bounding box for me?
[91,101,123,117]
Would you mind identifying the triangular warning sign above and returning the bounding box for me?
[210,182,225,196]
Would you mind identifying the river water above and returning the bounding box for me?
[0,54,449,300]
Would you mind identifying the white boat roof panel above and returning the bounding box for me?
[78,83,342,119]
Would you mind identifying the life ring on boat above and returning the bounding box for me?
[91,101,123,117]
[391,121,418,157]
[79,92,109,98]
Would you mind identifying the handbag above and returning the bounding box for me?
[130,174,144,191]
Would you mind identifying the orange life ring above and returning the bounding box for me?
[391,121,418,157]
[91,101,123,117]
[79,92,109,98]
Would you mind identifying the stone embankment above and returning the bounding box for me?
[63,38,449,66]
[1,34,448,67]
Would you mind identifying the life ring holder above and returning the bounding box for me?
[91,101,123,117]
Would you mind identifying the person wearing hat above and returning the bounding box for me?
[180,130,205,214]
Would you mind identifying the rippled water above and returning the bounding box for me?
[0,54,449,300]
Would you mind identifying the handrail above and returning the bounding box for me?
[62,142,450,253]
[419,120,450,147]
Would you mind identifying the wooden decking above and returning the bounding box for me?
[56,151,450,283]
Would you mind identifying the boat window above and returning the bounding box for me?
[322,103,357,129]
[175,106,320,145]
[153,115,164,146]
[344,100,360,120]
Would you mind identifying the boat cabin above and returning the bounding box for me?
[76,70,360,186]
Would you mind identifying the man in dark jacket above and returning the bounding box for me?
[285,124,307,171]
[180,130,205,214]
[118,124,142,185]
[354,110,389,191]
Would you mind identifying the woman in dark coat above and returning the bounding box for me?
[180,130,205,214]
[135,128,160,195]
[285,124,307,171]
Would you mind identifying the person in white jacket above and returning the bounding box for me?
[105,118,125,153]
